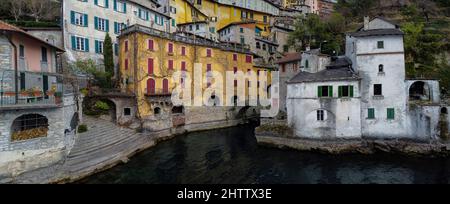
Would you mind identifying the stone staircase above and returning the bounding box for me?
[62,116,153,178]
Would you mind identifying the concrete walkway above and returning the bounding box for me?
[60,116,155,182]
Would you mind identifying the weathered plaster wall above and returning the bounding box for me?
[287,80,362,139]
[0,94,81,180]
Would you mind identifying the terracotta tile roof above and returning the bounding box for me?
[0,20,64,52]
[276,53,302,64]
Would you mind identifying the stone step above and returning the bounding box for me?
[65,135,146,168]
[68,133,141,158]
[73,131,135,148]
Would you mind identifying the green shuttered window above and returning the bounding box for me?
[368,108,375,119]
[387,108,395,120]
[338,85,354,98]
[318,86,333,98]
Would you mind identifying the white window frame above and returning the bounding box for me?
[97,17,107,31]
[97,41,104,54]
[75,36,88,52]
[116,1,125,13]
[74,12,84,26]
[97,0,106,7]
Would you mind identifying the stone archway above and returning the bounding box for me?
[409,81,431,101]
[11,114,49,141]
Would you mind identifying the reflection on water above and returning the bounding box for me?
[80,125,450,184]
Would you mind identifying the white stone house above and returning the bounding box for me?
[286,17,449,141]
[62,0,172,70]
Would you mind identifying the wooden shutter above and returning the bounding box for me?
[113,0,117,11]
[105,19,109,32]
[70,11,75,24]
[328,86,333,97]
[163,79,169,94]
[318,86,322,97]
[148,58,154,75]
[368,108,375,119]
[71,36,76,50]
[94,16,98,30]
[85,38,89,51]
[338,86,343,98]
[350,86,354,97]
[168,60,173,70]
[84,14,88,27]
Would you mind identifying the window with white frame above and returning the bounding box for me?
[74,36,88,52]
[96,0,107,7]
[155,15,163,26]
[116,1,126,13]
[96,17,108,31]
[170,6,177,14]
[95,40,104,54]
[74,12,85,26]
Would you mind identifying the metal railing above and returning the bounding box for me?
[145,88,171,97]
[123,25,252,54]
[0,91,63,107]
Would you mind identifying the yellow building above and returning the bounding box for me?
[175,0,273,37]
[118,24,272,117]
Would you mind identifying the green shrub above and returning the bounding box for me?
[78,124,88,133]
[80,88,89,96]
[94,101,110,111]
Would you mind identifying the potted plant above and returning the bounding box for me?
[31,87,42,97]
[20,89,28,97]
[46,87,56,96]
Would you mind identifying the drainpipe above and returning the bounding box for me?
[5,32,18,104]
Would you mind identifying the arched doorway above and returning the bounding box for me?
[409,81,430,101]
[11,114,49,141]
[70,113,79,131]
[154,107,161,115]
[163,78,169,94]
[147,78,155,95]
[441,107,448,115]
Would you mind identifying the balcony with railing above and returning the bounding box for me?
[122,24,252,54]
[145,88,172,103]
[0,91,63,110]
[0,72,63,110]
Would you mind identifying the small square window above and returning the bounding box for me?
[317,110,324,121]
[377,41,384,49]
[387,108,395,120]
[374,84,382,96]
[124,108,131,116]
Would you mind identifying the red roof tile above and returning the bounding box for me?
[276,53,302,64]
[0,21,64,52]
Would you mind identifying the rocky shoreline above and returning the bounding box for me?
[256,130,450,157]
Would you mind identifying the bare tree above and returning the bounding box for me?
[9,0,26,21]
[26,0,57,22]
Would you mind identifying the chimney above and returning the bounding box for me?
[364,16,370,30]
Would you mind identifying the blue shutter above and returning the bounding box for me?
[114,22,118,34]
[85,38,90,52]
[83,14,88,27]
[105,19,109,32]
[70,11,75,24]
[154,14,157,24]
[105,0,109,8]
[146,11,149,21]
[94,0,98,5]
[138,8,141,18]
[71,36,76,50]
[114,43,118,56]
[113,0,117,11]
[123,2,127,13]
[94,16,98,30]
[95,40,99,53]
